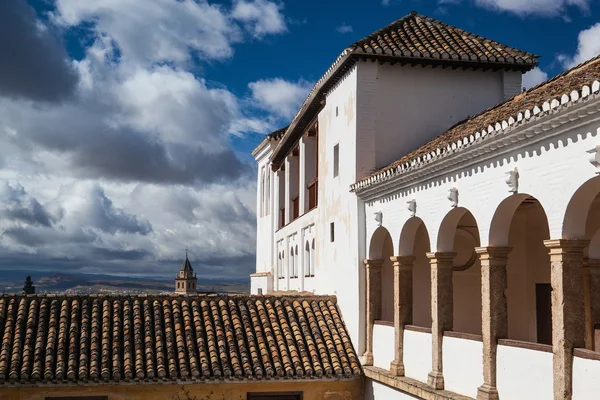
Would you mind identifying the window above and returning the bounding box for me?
[330,222,335,242]
[305,241,311,277]
[311,239,315,276]
[278,252,284,279]
[295,245,299,278]
[289,249,295,279]
[333,144,339,178]
[247,393,301,400]
[46,397,108,400]
[335,106,338,117]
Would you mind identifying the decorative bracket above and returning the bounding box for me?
[588,146,600,174]
[505,167,519,193]
[374,211,383,227]
[447,187,459,208]
[407,199,416,217]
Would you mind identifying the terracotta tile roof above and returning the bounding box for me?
[269,11,537,170]
[349,11,537,66]
[351,54,600,192]
[0,294,360,386]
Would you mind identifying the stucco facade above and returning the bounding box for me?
[252,11,600,400]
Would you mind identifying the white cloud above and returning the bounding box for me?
[0,0,292,280]
[232,0,287,38]
[336,23,353,34]
[558,22,600,68]
[522,67,548,89]
[248,78,313,120]
[54,0,287,66]
[474,0,590,17]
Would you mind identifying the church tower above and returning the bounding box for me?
[175,250,198,294]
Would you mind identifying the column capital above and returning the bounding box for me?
[475,247,512,259]
[426,252,456,261]
[390,255,416,266]
[544,239,589,251]
[364,259,384,268]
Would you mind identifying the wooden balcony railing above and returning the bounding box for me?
[292,196,300,220]
[308,180,318,210]
[279,207,285,228]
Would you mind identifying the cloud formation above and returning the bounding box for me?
[0,0,78,102]
[248,78,313,120]
[522,67,549,89]
[0,0,288,280]
[336,23,353,34]
[474,0,590,17]
[558,22,600,68]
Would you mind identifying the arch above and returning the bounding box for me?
[311,238,316,277]
[437,207,481,253]
[398,217,428,256]
[563,176,600,239]
[489,194,550,247]
[369,226,392,259]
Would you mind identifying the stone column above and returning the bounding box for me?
[363,259,383,366]
[544,239,589,400]
[389,256,415,376]
[427,252,456,390]
[588,259,600,352]
[476,247,511,400]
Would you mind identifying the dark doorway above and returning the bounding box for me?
[536,283,552,345]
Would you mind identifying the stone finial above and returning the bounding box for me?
[407,199,416,217]
[374,211,383,227]
[447,187,458,208]
[588,145,600,174]
[505,167,519,193]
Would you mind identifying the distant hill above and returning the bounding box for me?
[0,271,249,295]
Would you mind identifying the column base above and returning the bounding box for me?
[427,371,444,390]
[477,385,500,400]
[360,352,373,366]
[389,360,405,376]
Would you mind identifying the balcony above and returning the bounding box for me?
[308,180,318,210]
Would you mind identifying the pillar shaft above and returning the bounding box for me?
[476,247,511,400]
[427,252,455,390]
[363,259,383,366]
[390,256,415,376]
[544,239,589,400]
[588,259,600,352]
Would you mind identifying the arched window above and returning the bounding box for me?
[295,245,299,278]
[289,249,294,279]
[310,239,316,277]
[305,241,310,277]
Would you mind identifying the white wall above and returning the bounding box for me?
[373,324,395,370]
[403,329,432,384]
[365,379,420,400]
[496,344,553,400]
[573,354,600,399]
[442,336,483,398]
[370,63,507,169]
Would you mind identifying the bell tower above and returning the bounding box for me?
[175,249,198,294]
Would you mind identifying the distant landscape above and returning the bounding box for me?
[0,270,249,295]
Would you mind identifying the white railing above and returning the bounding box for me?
[573,349,600,400]
[373,322,395,370]
[403,326,432,383]
[442,332,483,398]
[497,340,553,400]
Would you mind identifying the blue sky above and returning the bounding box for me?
[0,0,598,282]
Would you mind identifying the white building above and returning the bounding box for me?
[251,12,600,400]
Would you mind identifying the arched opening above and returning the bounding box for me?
[289,248,295,279]
[437,208,482,335]
[398,217,431,328]
[369,227,395,322]
[490,195,551,344]
[305,241,310,277]
[563,176,600,350]
[311,239,316,277]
